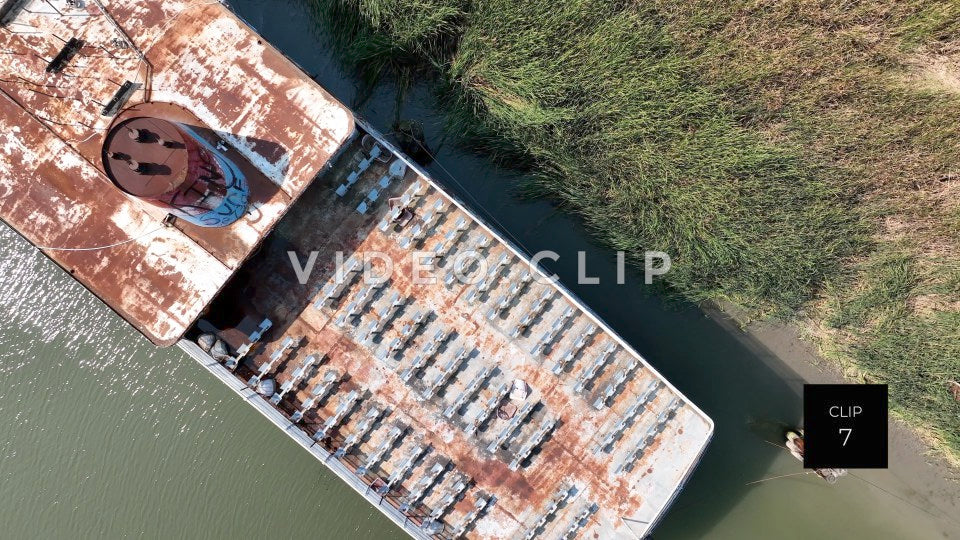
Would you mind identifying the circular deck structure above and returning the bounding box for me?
[101,115,248,227]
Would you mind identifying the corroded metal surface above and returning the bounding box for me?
[0,1,354,344]
[103,117,191,197]
[0,1,712,536]
[209,131,714,539]
[0,93,231,342]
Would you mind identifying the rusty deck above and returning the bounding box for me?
[0,0,353,344]
[198,124,713,538]
[0,1,712,538]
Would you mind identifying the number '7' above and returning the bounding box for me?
[839,428,853,446]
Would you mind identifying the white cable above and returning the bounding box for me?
[34,224,165,251]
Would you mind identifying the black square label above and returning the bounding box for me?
[803,384,888,468]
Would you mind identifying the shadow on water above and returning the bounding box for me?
[227,1,811,536]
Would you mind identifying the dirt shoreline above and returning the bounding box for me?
[706,302,960,535]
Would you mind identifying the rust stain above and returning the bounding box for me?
[0,1,354,345]
[0,1,711,537]
[205,134,714,538]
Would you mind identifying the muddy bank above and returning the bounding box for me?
[707,302,960,536]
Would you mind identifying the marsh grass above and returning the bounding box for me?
[316,0,865,311]
[314,0,960,462]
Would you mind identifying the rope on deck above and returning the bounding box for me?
[33,224,164,251]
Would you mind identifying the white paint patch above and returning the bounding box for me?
[52,144,91,174]
[108,204,148,232]
[50,195,91,228]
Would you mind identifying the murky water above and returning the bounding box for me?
[0,1,957,538]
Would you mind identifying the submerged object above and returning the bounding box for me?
[785,429,848,484]
[393,120,432,165]
[785,430,805,461]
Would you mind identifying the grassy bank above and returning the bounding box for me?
[314,0,960,462]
